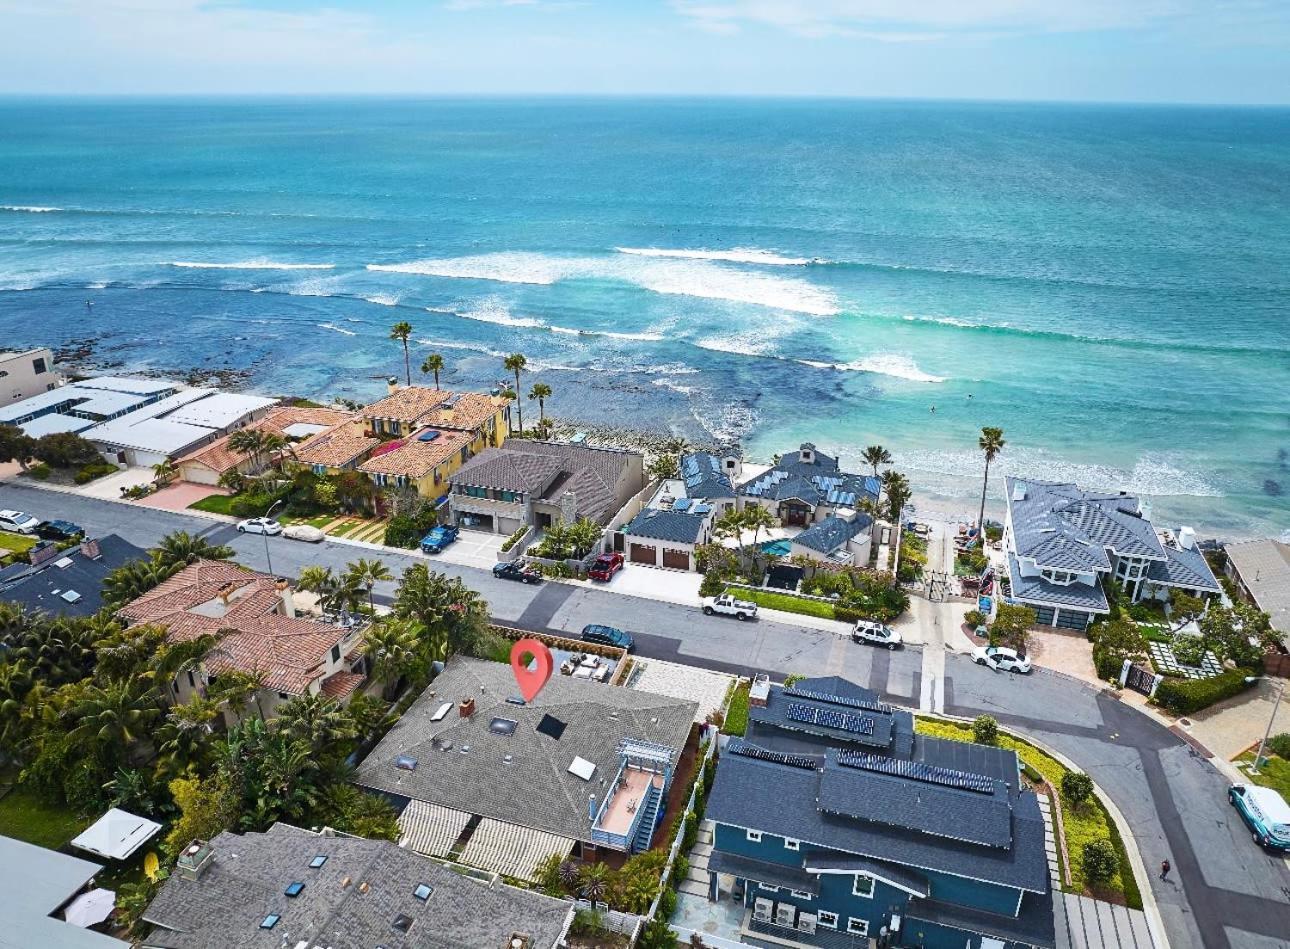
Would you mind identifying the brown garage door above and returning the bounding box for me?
[661,548,690,570]
[629,543,657,565]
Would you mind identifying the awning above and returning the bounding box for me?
[70,808,161,861]
[63,888,116,927]
[457,818,574,882]
[397,801,472,858]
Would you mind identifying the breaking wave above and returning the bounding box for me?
[1,205,62,213]
[318,322,357,336]
[796,355,946,384]
[615,247,820,266]
[170,260,334,270]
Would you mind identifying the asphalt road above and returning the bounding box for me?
[4,481,1289,949]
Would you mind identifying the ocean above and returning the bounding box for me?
[0,98,1286,538]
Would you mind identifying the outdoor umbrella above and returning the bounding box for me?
[63,888,116,928]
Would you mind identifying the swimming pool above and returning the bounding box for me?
[760,539,792,556]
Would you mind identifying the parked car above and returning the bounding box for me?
[1229,783,1290,851]
[0,510,39,534]
[852,619,902,649]
[702,593,758,621]
[419,525,459,554]
[972,645,1032,674]
[237,517,282,536]
[588,552,624,582]
[580,623,634,651]
[493,561,543,584]
[282,524,325,543]
[36,519,84,541]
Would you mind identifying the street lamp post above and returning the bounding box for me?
[1244,674,1287,775]
[263,499,284,579]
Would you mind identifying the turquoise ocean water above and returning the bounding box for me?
[0,98,1286,537]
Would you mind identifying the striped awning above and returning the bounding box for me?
[458,818,575,882]
[397,801,472,858]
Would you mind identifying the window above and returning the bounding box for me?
[187,670,195,688]
[32,357,47,374]
[413,883,433,900]
[278,692,290,700]
[816,911,838,929]
[852,874,874,898]
[846,918,869,937]
[313,464,326,475]
[309,855,328,868]
[284,882,305,897]
[330,644,341,663]
[783,838,800,851]
[260,915,280,930]
[758,884,780,893]
[459,447,470,464]
[1041,569,1075,586]
[745,829,762,842]
[790,889,812,900]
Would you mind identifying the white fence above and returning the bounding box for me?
[571,900,644,938]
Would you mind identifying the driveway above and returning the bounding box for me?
[135,482,228,513]
[430,528,507,570]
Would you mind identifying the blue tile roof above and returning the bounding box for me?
[1005,477,1165,571]
[1006,554,1111,613]
[739,448,878,508]
[1148,540,1221,593]
[621,508,707,544]
[793,513,873,555]
[679,452,735,500]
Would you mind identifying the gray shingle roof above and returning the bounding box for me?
[680,452,735,500]
[792,513,873,554]
[1147,539,1221,594]
[450,449,564,495]
[739,448,879,508]
[1224,539,1290,635]
[748,683,896,751]
[0,535,146,618]
[355,658,695,845]
[1005,478,1165,571]
[622,508,707,544]
[141,824,572,949]
[1006,554,1111,612]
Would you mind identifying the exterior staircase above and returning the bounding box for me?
[631,782,664,853]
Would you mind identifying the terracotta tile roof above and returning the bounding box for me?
[175,406,355,475]
[320,670,366,699]
[362,387,502,434]
[292,420,379,469]
[118,560,352,696]
[358,428,472,479]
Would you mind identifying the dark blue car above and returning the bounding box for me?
[580,623,634,651]
[419,525,459,554]
[36,519,84,540]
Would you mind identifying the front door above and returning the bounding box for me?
[783,504,809,526]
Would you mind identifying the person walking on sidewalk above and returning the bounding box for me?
[1160,859,1171,881]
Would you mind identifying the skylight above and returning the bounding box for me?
[568,756,596,781]
[395,755,418,771]
[489,717,517,735]
[309,855,327,868]
[430,702,453,722]
[413,883,433,900]
[260,914,280,930]
[285,882,305,897]
[60,589,82,603]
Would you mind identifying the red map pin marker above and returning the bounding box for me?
[510,638,554,703]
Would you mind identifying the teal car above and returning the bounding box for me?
[1229,783,1290,851]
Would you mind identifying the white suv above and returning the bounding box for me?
[852,620,903,649]
[0,510,39,534]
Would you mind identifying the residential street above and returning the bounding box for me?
[3,481,1288,949]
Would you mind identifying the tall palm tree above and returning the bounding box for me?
[741,504,777,550]
[977,426,1006,531]
[228,428,268,472]
[860,445,892,480]
[503,353,527,433]
[711,507,746,546]
[151,458,177,486]
[420,353,445,389]
[528,382,552,421]
[363,618,424,700]
[260,432,288,470]
[154,531,235,568]
[390,321,414,386]
[346,558,393,613]
[881,471,912,525]
[661,435,690,459]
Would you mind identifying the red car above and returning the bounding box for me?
[588,552,624,582]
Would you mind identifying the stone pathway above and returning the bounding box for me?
[1038,793,1062,883]
[677,820,714,899]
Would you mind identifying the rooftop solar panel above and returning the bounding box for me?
[727,739,822,771]
[784,702,875,735]
[837,750,995,794]
[783,686,891,715]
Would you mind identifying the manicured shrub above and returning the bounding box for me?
[682,811,699,852]
[32,432,100,468]
[1062,771,1094,806]
[964,609,986,628]
[1153,668,1255,715]
[75,460,118,484]
[1170,633,1207,668]
[1081,838,1120,885]
[1093,647,1127,682]
[698,572,726,598]
[500,525,529,553]
[972,715,998,745]
[1266,732,1290,759]
[27,462,51,480]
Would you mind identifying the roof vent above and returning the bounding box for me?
[509,934,533,949]
[1012,483,1026,502]
[358,881,370,894]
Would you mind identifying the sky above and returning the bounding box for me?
[1,0,1289,103]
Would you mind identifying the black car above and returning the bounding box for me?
[492,561,543,585]
[36,519,84,541]
[580,623,634,651]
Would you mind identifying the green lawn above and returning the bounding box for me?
[0,532,36,553]
[1237,751,1290,799]
[187,494,235,515]
[736,588,836,621]
[280,513,332,529]
[0,785,91,850]
[916,717,1141,908]
[725,681,751,736]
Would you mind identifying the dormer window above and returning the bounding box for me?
[1042,569,1076,586]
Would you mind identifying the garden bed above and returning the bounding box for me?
[724,681,751,736]
[735,587,836,620]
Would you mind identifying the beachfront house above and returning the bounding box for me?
[361,382,508,455]
[738,443,880,528]
[117,560,368,722]
[175,405,353,485]
[705,675,1053,949]
[1222,539,1290,646]
[1003,477,1220,631]
[354,657,696,878]
[615,450,737,570]
[788,508,875,567]
[0,347,63,409]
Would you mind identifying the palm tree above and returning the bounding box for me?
[390,321,414,386]
[420,353,445,389]
[661,435,690,459]
[275,692,357,755]
[977,426,1006,531]
[741,503,777,550]
[260,432,288,470]
[711,507,746,546]
[881,471,912,525]
[503,353,527,433]
[528,382,552,421]
[647,454,679,481]
[346,557,393,613]
[151,458,177,486]
[860,445,892,480]
[229,428,269,472]
[217,468,247,494]
[67,679,162,762]
[579,863,611,903]
[154,531,235,568]
[297,565,334,597]
[363,618,425,700]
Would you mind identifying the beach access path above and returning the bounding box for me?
[1,481,1288,949]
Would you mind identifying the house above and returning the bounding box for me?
[0,832,129,948]
[739,443,880,528]
[681,449,740,507]
[358,426,475,502]
[618,463,727,570]
[1003,478,1220,631]
[360,383,508,456]
[448,439,646,535]
[0,535,146,618]
[355,657,696,877]
[1223,539,1290,645]
[705,675,1053,949]
[291,416,380,475]
[0,347,63,409]
[139,824,574,949]
[790,509,875,567]
[117,560,367,721]
[0,375,181,439]
[175,405,353,485]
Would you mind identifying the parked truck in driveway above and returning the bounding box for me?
[701,593,758,621]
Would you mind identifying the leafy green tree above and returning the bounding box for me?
[32,432,100,468]
[989,603,1036,653]
[311,783,400,841]
[274,693,358,765]
[861,444,892,479]
[1062,771,1094,807]
[1169,590,1206,630]
[164,771,241,854]
[390,321,414,386]
[217,468,247,494]
[503,353,527,432]
[972,715,998,745]
[648,454,679,480]
[420,353,445,389]
[0,424,36,471]
[67,678,163,765]
[528,381,552,421]
[578,862,611,903]
[976,426,1006,531]
[1081,838,1119,885]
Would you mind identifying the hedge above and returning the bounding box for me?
[500,526,529,553]
[1092,647,1125,682]
[1153,668,1256,715]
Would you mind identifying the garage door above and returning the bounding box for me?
[630,543,657,565]
[1055,610,1089,631]
[661,548,690,570]
[1031,606,1056,626]
[180,464,219,486]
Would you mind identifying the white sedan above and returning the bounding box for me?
[972,645,1032,674]
[236,517,283,536]
[283,524,325,543]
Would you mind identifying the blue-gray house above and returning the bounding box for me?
[705,675,1053,949]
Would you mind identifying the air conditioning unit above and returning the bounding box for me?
[753,897,773,922]
[798,913,817,934]
[775,903,797,927]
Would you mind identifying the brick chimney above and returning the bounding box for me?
[79,538,101,560]
[275,578,296,617]
[459,697,476,718]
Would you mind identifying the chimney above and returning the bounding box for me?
[1178,526,1195,550]
[799,442,815,465]
[79,538,101,560]
[387,376,400,394]
[749,673,771,707]
[588,793,597,821]
[217,581,237,605]
[459,697,476,718]
[275,578,296,617]
[506,935,532,949]
[176,840,215,881]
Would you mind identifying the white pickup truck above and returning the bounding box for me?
[701,593,759,621]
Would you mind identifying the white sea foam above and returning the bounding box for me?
[86,281,109,289]
[797,354,947,384]
[362,292,402,306]
[171,260,334,270]
[900,314,982,329]
[652,377,698,396]
[449,301,546,329]
[371,252,839,315]
[318,323,357,337]
[615,247,818,266]
[415,338,510,359]
[1,205,61,212]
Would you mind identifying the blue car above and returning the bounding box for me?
[580,623,634,651]
[1229,784,1290,851]
[419,525,460,554]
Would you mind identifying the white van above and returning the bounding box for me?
[1229,783,1290,851]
